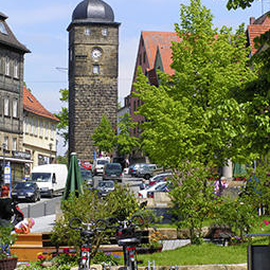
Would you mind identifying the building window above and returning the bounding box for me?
[45,122,49,138]
[133,100,136,112]
[85,28,91,36]
[102,28,108,36]
[93,65,99,75]
[30,117,34,134]
[35,118,38,136]
[12,138,17,151]
[4,98,9,116]
[25,117,29,133]
[143,52,146,64]
[0,22,8,35]
[4,136,8,150]
[5,57,10,76]
[14,60,18,78]
[39,120,43,137]
[13,100,18,118]
[50,124,54,140]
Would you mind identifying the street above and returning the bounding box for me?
[18,175,144,219]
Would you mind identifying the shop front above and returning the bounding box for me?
[0,151,33,187]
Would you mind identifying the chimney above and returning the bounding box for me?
[250,17,255,25]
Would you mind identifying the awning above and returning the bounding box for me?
[0,156,33,163]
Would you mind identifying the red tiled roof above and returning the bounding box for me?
[23,86,59,122]
[247,12,270,55]
[157,44,175,76]
[247,25,270,55]
[142,31,180,70]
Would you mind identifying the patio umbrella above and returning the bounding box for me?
[63,152,84,200]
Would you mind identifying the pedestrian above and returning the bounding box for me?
[0,185,13,227]
[125,157,130,168]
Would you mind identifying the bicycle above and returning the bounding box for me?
[69,217,107,270]
[107,215,144,270]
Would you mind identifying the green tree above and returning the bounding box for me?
[92,115,117,154]
[51,186,139,264]
[55,88,69,146]
[116,113,140,156]
[170,161,218,244]
[134,0,258,170]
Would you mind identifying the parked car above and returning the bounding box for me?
[11,181,41,202]
[135,163,157,179]
[128,164,140,176]
[149,172,173,186]
[137,181,166,199]
[103,163,123,182]
[80,167,93,186]
[147,183,172,198]
[112,157,126,171]
[93,157,110,175]
[96,180,115,197]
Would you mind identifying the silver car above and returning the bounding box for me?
[135,163,157,179]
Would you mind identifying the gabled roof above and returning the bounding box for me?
[141,31,180,70]
[0,13,30,53]
[23,86,59,122]
[156,44,175,76]
[247,12,270,56]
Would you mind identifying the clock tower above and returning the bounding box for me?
[67,0,120,160]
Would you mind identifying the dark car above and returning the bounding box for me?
[80,167,93,186]
[96,180,115,197]
[112,157,126,171]
[11,182,41,202]
[103,163,123,181]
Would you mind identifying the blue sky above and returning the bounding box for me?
[1,0,267,153]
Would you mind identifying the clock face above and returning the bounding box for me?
[92,48,102,60]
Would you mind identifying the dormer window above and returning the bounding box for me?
[0,22,7,35]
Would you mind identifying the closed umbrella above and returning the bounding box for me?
[63,152,84,200]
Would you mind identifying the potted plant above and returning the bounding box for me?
[0,226,17,270]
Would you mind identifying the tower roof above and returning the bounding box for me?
[72,0,114,23]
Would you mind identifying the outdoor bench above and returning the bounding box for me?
[206,227,233,246]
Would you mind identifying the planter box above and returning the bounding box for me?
[0,257,17,270]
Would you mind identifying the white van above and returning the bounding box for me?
[92,157,110,175]
[30,164,68,197]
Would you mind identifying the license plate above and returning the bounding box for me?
[18,196,25,199]
[111,174,116,177]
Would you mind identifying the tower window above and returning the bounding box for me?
[85,28,91,36]
[93,65,99,75]
[102,28,108,36]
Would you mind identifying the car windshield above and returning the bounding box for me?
[97,160,109,165]
[15,182,35,189]
[31,173,51,182]
[106,164,121,170]
[98,182,114,188]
